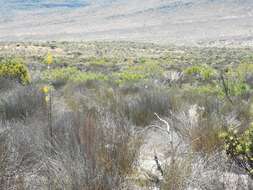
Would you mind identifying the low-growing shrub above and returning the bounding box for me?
[0,58,31,85]
[187,76,251,100]
[186,84,220,96]
[113,59,164,85]
[88,57,117,66]
[184,64,217,80]
[129,60,164,78]
[72,72,108,83]
[42,67,78,87]
[125,89,171,126]
[161,158,191,190]
[113,71,146,85]
[190,123,223,154]
[218,76,251,98]
[51,106,141,189]
[42,67,108,88]
[220,124,253,178]
[236,62,253,81]
[0,85,45,122]
[0,78,18,91]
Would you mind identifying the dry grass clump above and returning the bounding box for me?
[188,110,224,154]
[125,89,172,126]
[0,78,18,91]
[77,109,141,189]
[64,82,173,127]
[0,95,142,189]
[161,158,192,190]
[190,124,223,154]
[0,121,43,190]
[0,84,45,122]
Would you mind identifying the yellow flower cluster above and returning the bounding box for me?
[44,52,53,65]
[42,52,54,103]
[42,85,50,103]
[0,58,31,84]
[42,86,49,94]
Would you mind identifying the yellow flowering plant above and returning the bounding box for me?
[42,53,54,140]
[0,58,31,85]
[44,52,53,65]
[42,86,49,94]
[45,95,50,103]
[41,85,53,103]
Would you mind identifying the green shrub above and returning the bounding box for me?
[42,67,108,87]
[88,57,117,66]
[184,64,217,80]
[187,77,251,99]
[42,67,77,87]
[113,60,163,85]
[129,60,164,78]
[218,72,251,98]
[113,71,146,85]
[220,124,253,177]
[187,84,220,96]
[225,81,250,97]
[72,72,108,83]
[0,58,31,85]
[236,62,253,80]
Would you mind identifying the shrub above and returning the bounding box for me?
[220,125,253,178]
[42,67,108,88]
[187,84,220,96]
[130,60,163,78]
[44,52,53,65]
[114,71,146,85]
[125,89,171,126]
[0,121,39,190]
[161,158,191,190]
[236,61,253,80]
[51,106,141,189]
[218,71,251,99]
[0,85,45,122]
[184,64,217,80]
[190,123,223,154]
[0,129,9,187]
[42,67,78,87]
[113,59,164,85]
[0,58,31,85]
[72,72,108,83]
[0,78,18,91]
[88,57,117,66]
[187,75,251,100]
[171,103,223,154]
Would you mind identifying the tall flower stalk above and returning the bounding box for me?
[43,52,53,141]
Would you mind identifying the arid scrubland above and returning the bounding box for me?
[0,42,253,189]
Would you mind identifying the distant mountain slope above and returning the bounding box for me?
[0,0,253,46]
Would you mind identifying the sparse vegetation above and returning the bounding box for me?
[0,42,253,189]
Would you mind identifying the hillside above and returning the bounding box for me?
[1,0,253,46]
